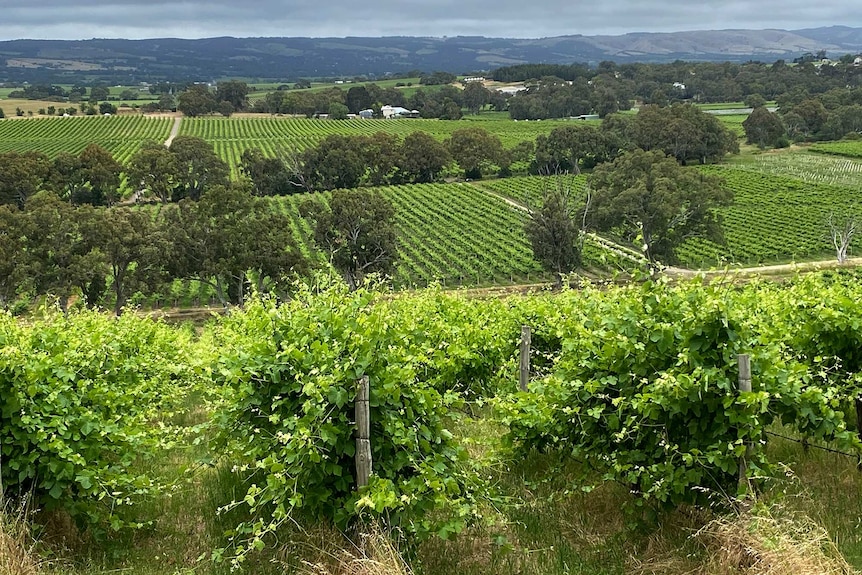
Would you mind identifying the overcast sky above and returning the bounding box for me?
[1,1,859,41]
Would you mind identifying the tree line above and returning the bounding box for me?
[493,57,862,106]
[0,104,738,209]
[237,103,738,197]
[0,182,401,314]
[741,87,862,148]
[247,82,502,120]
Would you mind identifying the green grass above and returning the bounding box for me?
[27,397,860,575]
[715,113,748,137]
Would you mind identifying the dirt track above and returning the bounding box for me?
[164,116,182,147]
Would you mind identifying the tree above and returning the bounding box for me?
[48,152,87,202]
[168,136,229,201]
[217,101,235,117]
[0,205,25,307]
[158,93,176,112]
[627,104,738,164]
[21,192,102,313]
[0,108,5,119]
[743,106,787,149]
[588,149,733,266]
[346,86,373,114]
[240,148,299,196]
[89,85,110,103]
[396,132,450,183]
[90,207,166,315]
[462,82,490,115]
[78,143,122,205]
[360,132,401,186]
[439,98,463,120]
[127,141,178,203]
[177,84,217,117]
[744,93,766,109]
[300,188,397,291]
[301,135,366,190]
[533,124,617,174]
[98,102,117,115]
[216,80,249,111]
[163,184,307,306]
[524,179,585,287]
[786,98,828,139]
[446,127,504,179]
[328,102,349,120]
[0,151,51,208]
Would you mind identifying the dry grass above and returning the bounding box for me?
[282,523,411,575]
[633,502,858,575]
[0,99,66,116]
[0,501,41,575]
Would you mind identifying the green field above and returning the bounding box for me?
[4,113,862,273]
[715,113,748,137]
[8,274,862,575]
[476,169,862,269]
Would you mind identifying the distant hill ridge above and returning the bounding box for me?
[1,26,861,83]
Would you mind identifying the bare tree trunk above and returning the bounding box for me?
[828,212,859,264]
[214,276,229,309]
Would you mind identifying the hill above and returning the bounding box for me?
[0,27,860,84]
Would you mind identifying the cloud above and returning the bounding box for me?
[1,0,859,40]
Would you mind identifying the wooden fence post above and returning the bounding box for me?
[355,376,372,488]
[855,394,862,470]
[737,354,752,493]
[519,326,532,392]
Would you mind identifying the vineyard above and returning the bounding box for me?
[675,166,862,266]
[268,183,549,287]
[475,174,589,208]
[5,274,862,574]
[810,140,862,159]
[128,178,647,310]
[179,116,571,174]
[733,151,862,188]
[0,115,173,161]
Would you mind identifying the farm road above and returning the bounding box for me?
[473,183,649,267]
[164,116,182,147]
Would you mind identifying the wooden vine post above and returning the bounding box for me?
[856,394,862,443]
[519,325,532,392]
[737,354,752,493]
[355,376,372,488]
[855,394,862,470]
